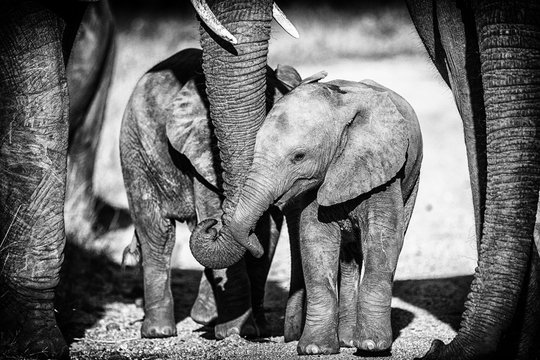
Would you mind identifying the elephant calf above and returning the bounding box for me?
[229,73,423,354]
[120,48,300,339]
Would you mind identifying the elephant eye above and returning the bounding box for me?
[292,152,305,163]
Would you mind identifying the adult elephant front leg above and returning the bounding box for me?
[416,1,540,359]
[0,2,74,358]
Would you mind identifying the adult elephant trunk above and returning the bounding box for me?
[190,0,273,269]
[428,1,540,357]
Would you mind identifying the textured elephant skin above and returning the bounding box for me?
[0,1,114,358]
[120,48,302,340]
[406,1,540,358]
[231,79,422,355]
[189,0,276,270]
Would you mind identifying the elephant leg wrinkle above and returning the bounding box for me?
[296,200,341,355]
[0,2,75,358]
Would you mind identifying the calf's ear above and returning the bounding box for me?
[275,64,302,90]
[317,83,410,207]
[166,80,215,183]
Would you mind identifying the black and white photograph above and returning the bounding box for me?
[1,0,539,359]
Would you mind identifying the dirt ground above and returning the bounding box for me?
[2,3,479,360]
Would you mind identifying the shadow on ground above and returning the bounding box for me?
[55,242,291,343]
[55,241,144,343]
[394,275,473,331]
[55,240,472,345]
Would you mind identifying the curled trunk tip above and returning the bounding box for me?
[189,219,246,269]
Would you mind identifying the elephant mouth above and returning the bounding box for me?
[274,194,288,210]
[274,178,320,209]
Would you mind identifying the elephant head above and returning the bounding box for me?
[188,0,300,269]
[228,78,417,252]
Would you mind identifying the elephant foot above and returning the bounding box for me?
[190,275,218,325]
[338,325,356,348]
[297,330,339,355]
[215,309,259,339]
[7,307,69,359]
[18,324,68,360]
[141,308,177,338]
[354,322,392,352]
[354,302,392,352]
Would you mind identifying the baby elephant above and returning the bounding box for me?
[120,48,300,339]
[229,73,422,354]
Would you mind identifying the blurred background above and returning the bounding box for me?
[64,1,478,358]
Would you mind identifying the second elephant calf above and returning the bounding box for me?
[120,48,300,340]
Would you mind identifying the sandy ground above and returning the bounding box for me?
[2,4,479,360]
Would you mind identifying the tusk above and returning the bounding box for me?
[190,0,238,44]
[273,3,299,39]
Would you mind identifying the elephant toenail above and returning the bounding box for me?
[363,340,375,350]
[340,339,354,347]
[306,344,319,354]
[227,327,240,336]
[377,340,388,349]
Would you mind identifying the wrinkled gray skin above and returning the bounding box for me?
[194,1,540,359]
[0,1,114,358]
[120,48,302,340]
[407,1,540,359]
[189,0,275,268]
[230,79,422,355]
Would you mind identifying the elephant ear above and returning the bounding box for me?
[317,82,410,207]
[166,80,218,187]
[275,64,302,90]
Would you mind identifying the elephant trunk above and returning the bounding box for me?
[190,0,273,268]
[449,1,540,356]
[229,174,277,253]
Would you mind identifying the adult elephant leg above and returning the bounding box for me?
[419,1,540,358]
[407,0,487,245]
[0,2,70,358]
[65,1,116,240]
